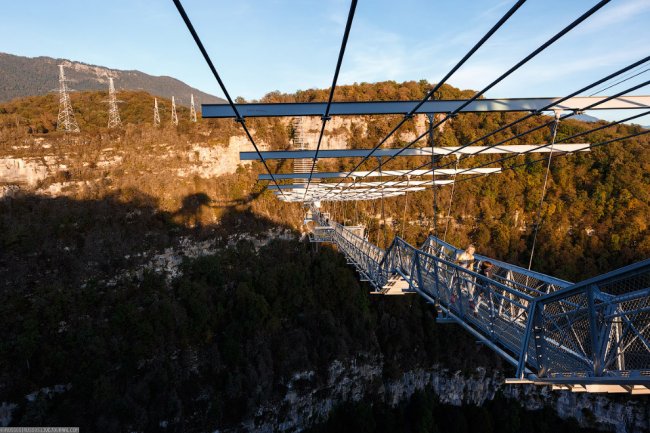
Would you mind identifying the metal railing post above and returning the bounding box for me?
[516,300,537,379]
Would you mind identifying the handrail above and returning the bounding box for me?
[307,207,650,387]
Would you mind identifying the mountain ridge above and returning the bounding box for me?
[0,51,225,106]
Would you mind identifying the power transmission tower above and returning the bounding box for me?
[190,94,197,122]
[171,96,178,126]
[153,98,161,127]
[106,77,122,128]
[56,65,80,132]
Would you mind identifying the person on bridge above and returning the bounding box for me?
[456,244,476,270]
[471,261,495,317]
[451,244,476,304]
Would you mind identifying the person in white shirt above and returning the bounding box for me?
[451,244,476,304]
[456,244,476,270]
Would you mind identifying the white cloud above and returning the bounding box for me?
[573,0,650,34]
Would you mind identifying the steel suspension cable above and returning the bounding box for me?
[429,113,438,237]
[303,0,358,200]
[401,188,409,239]
[428,76,650,175]
[453,128,650,187]
[326,0,611,202]
[350,111,650,205]
[442,155,460,242]
[588,66,650,96]
[440,80,650,181]
[344,105,649,204]
[443,108,650,188]
[379,157,387,248]
[355,195,359,224]
[527,111,561,271]
[172,0,288,199]
[317,0,528,201]
[335,109,644,205]
[341,77,650,202]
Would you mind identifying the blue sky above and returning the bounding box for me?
[1,0,649,122]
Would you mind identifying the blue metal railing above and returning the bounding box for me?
[306,209,650,386]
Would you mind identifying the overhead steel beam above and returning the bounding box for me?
[277,190,419,197]
[204,96,650,118]
[259,167,501,180]
[279,191,412,201]
[242,143,589,160]
[269,180,454,190]
[279,190,416,196]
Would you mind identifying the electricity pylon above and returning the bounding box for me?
[190,94,197,122]
[56,65,80,133]
[153,98,161,127]
[106,77,122,128]
[171,96,178,126]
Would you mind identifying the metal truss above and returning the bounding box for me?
[305,208,650,392]
[271,180,453,190]
[253,143,589,202]
[259,168,501,180]
[277,187,428,202]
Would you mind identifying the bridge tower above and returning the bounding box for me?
[56,65,80,133]
[171,96,178,126]
[190,94,197,122]
[106,77,122,128]
[153,98,161,127]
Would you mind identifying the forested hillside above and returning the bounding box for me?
[260,80,650,281]
[1,81,648,432]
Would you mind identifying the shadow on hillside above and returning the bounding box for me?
[0,188,295,294]
[0,187,514,433]
[210,185,269,208]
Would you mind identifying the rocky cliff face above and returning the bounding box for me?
[0,136,254,199]
[232,357,647,433]
[294,114,440,150]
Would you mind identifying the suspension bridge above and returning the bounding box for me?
[172,0,650,393]
[303,208,650,394]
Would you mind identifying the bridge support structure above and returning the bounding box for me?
[305,208,650,393]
